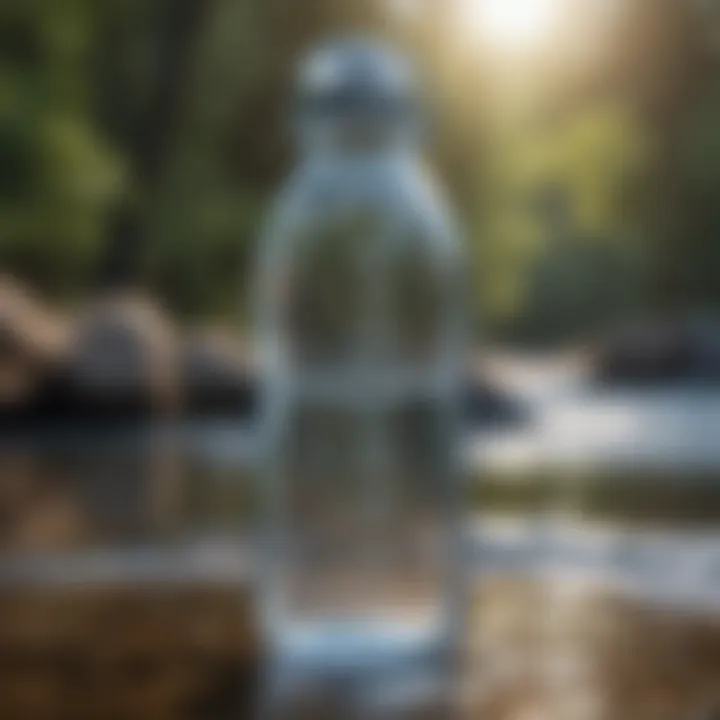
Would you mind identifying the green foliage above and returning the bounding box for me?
[468,100,650,340]
[0,0,719,340]
[0,0,124,297]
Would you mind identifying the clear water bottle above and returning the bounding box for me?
[254,39,468,717]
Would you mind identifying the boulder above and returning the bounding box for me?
[594,318,720,385]
[0,277,67,415]
[181,328,256,417]
[464,375,529,429]
[64,293,180,418]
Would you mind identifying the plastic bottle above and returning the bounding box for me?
[254,38,468,717]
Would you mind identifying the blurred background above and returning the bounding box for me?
[1,0,720,718]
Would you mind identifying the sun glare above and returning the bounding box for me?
[465,0,562,51]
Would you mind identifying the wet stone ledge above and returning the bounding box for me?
[0,554,719,719]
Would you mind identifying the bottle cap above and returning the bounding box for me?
[296,38,418,123]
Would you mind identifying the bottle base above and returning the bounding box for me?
[259,619,460,718]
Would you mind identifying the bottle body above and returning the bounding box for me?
[255,152,467,685]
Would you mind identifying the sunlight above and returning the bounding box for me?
[463,0,563,51]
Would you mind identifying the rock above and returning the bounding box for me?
[464,375,528,429]
[63,293,180,418]
[181,328,256,417]
[595,317,720,385]
[0,277,67,414]
[0,573,717,718]
[0,581,259,718]
[0,279,525,427]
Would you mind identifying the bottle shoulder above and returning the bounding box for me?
[269,157,459,244]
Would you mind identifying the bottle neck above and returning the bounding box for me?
[297,116,420,161]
